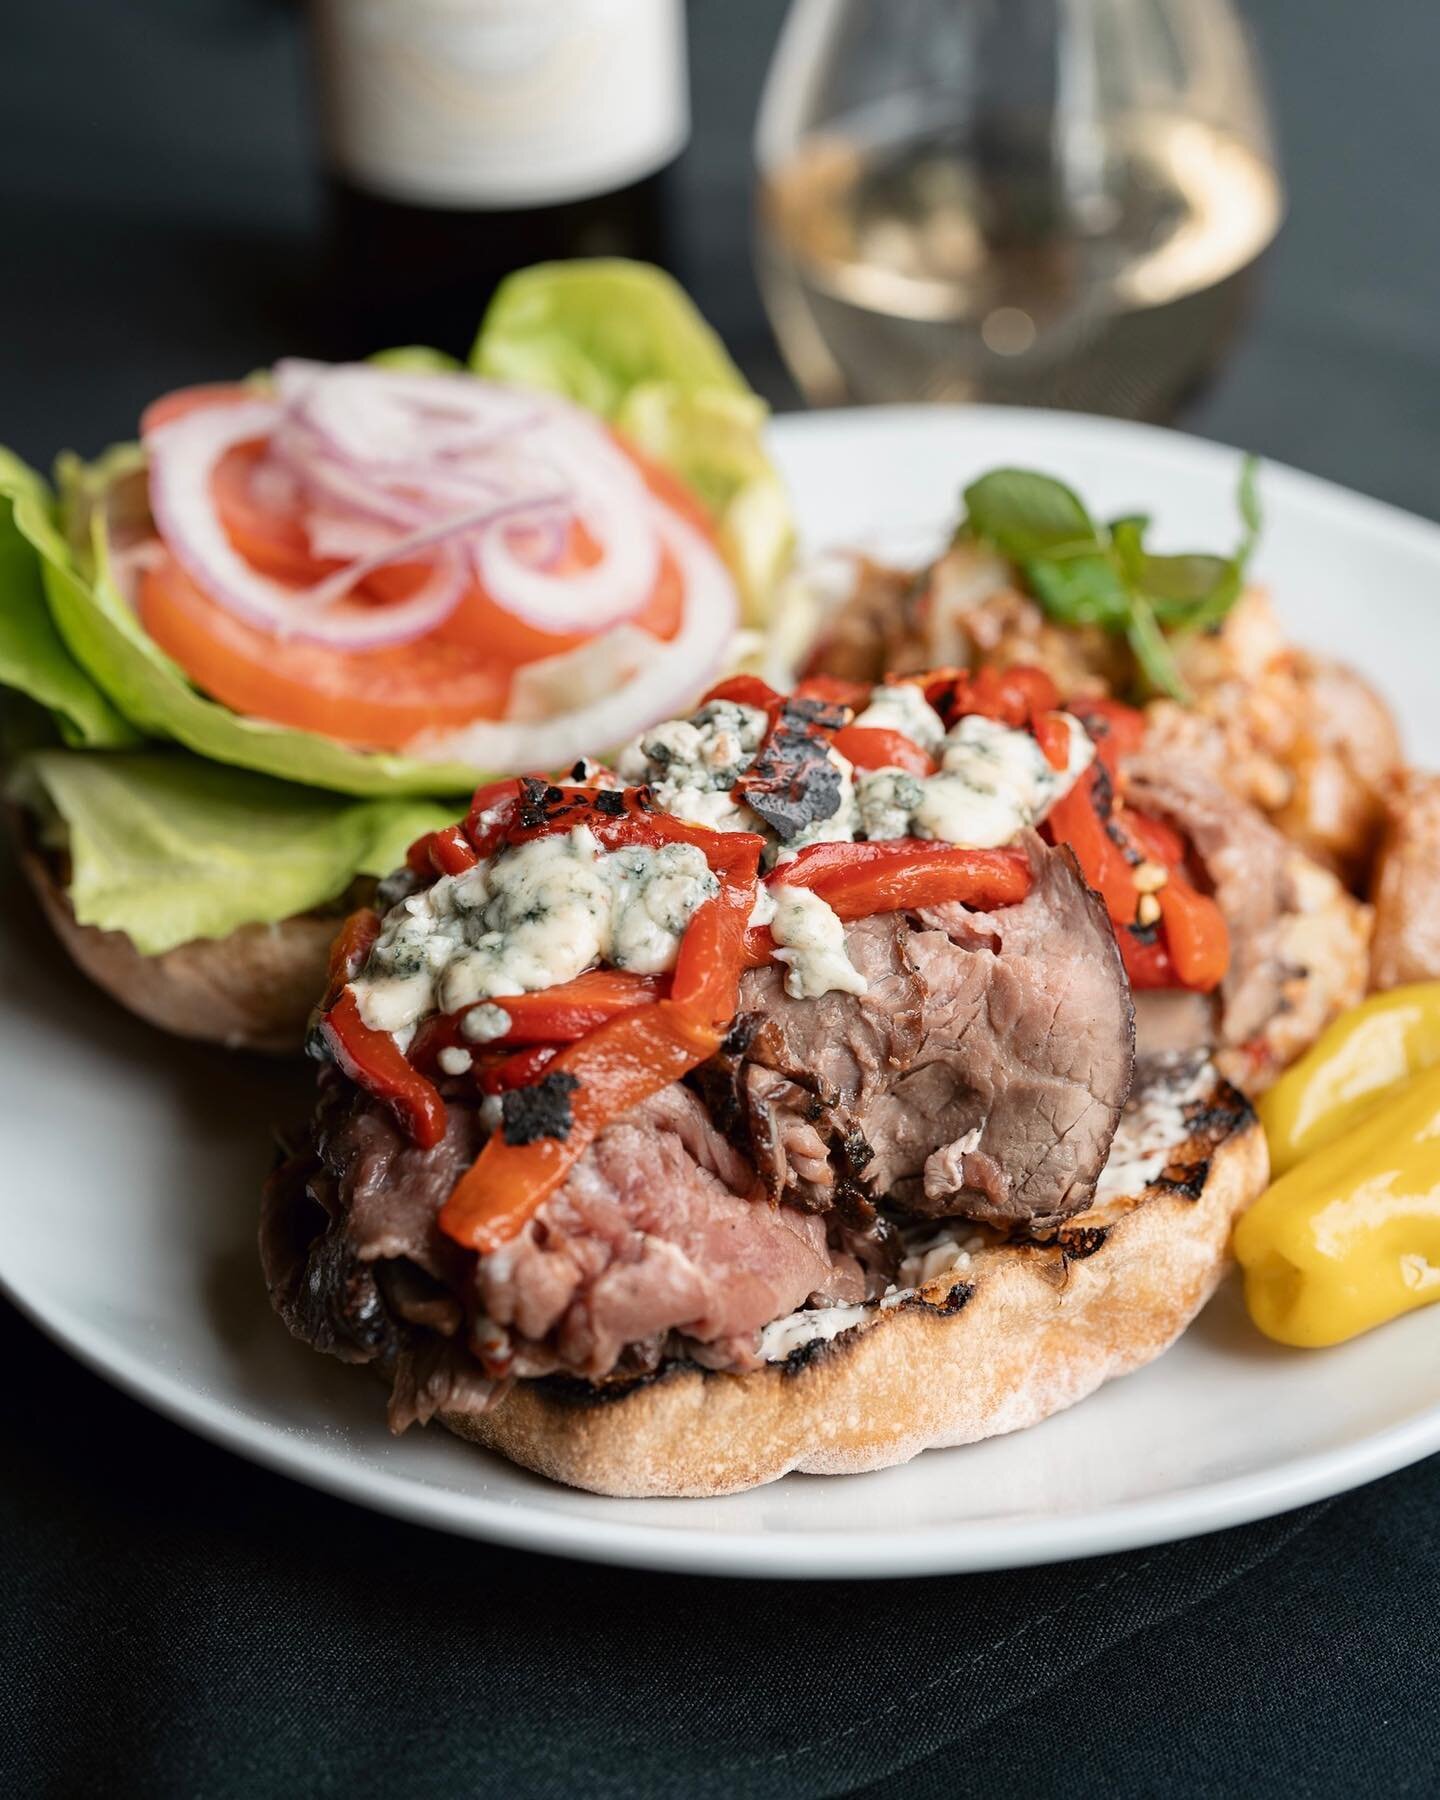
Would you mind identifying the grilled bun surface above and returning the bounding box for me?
[20,843,335,1055]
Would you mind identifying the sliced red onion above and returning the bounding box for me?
[142,360,737,669]
[402,500,739,771]
[145,400,470,649]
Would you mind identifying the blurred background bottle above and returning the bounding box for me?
[311,0,689,355]
[754,0,1283,419]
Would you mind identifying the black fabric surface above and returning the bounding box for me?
[3,3,1440,1795]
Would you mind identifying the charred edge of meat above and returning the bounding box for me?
[500,1072,580,1145]
[839,1127,874,1177]
[1058,1225,1111,1261]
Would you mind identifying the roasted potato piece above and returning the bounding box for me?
[1369,770,1440,989]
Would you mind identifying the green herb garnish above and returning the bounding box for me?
[959,458,1262,703]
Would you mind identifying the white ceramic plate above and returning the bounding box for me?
[4,406,1439,1579]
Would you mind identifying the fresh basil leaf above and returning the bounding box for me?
[1107,512,1151,539]
[1125,596,1191,703]
[1023,552,1132,627]
[962,469,1101,563]
[1113,517,1243,634]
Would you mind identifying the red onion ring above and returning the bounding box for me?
[140,362,742,677]
[147,400,464,650]
[402,499,739,770]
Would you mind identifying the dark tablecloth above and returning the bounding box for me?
[3,4,1439,1794]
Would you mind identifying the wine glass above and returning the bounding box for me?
[754,0,1283,418]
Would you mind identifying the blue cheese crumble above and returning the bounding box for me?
[617,699,768,831]
[352,825,718,1033]
[851,681,947,753]
[855,712,1092,848]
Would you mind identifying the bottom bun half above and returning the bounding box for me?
[21,845,334,1055]
[442,1063,1267,1498]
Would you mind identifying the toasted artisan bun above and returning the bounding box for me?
[21,845,334,1055]
[442,1060,1267,1497]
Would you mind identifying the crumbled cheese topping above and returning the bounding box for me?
[352,825,717,1033]
[618,699,768,832]
[767,884,869,1001]
[356,688,1098,1030]
[851,681,947,753]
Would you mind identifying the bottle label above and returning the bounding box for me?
[313,0,690,208]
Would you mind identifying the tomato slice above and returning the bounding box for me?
[138,550,512,747]
[136,387,709,748]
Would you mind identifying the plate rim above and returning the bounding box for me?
[6,401,1440,1579]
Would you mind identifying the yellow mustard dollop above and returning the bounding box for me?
[1257,982,1440,1180]
[1235,1062,1440,1347]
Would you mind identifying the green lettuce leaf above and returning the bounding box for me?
[0,450,137,748]
[472,259,747,411]
[472,259,793,622]
[13,747,455,955]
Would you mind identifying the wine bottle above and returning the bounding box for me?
[310,0,690,354]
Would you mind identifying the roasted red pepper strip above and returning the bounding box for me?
[794,673,872,711]
[502,786,768,871]
[439,999,722,1253]
[463,776,526,857]
[409,969,669,1071]
[320,989,447,1150]
[831,724,936,777]
[1065,697,1146,779]
[1153,877,1229,990]
[324,908,380,1002]
[771,839,1032,909]
[922,664,1060,730]
[670,838,763,1027]
[1031,710,1073,774]
[1044,771,1139,923]
[478,1043,561,1095]
[1122,808,1187,870]
[1046,772,1230,993]
[407,822,480,880]
[797,847,1032,920]
[701,673,784,713]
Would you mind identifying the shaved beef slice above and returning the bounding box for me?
[860,839,1133,1233]
[263,1076,862,1425]
[1124,757,1292,1047]
[729,837,1134,1236]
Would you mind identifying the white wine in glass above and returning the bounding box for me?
[755,0,1283,417]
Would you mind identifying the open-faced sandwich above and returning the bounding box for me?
[262,662,1290,1495]
[0,262,791,1050]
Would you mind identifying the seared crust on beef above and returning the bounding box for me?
[20,843,336,1054]
[439,1058,1265,1496]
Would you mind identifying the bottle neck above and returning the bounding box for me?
[311,0,690,211]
